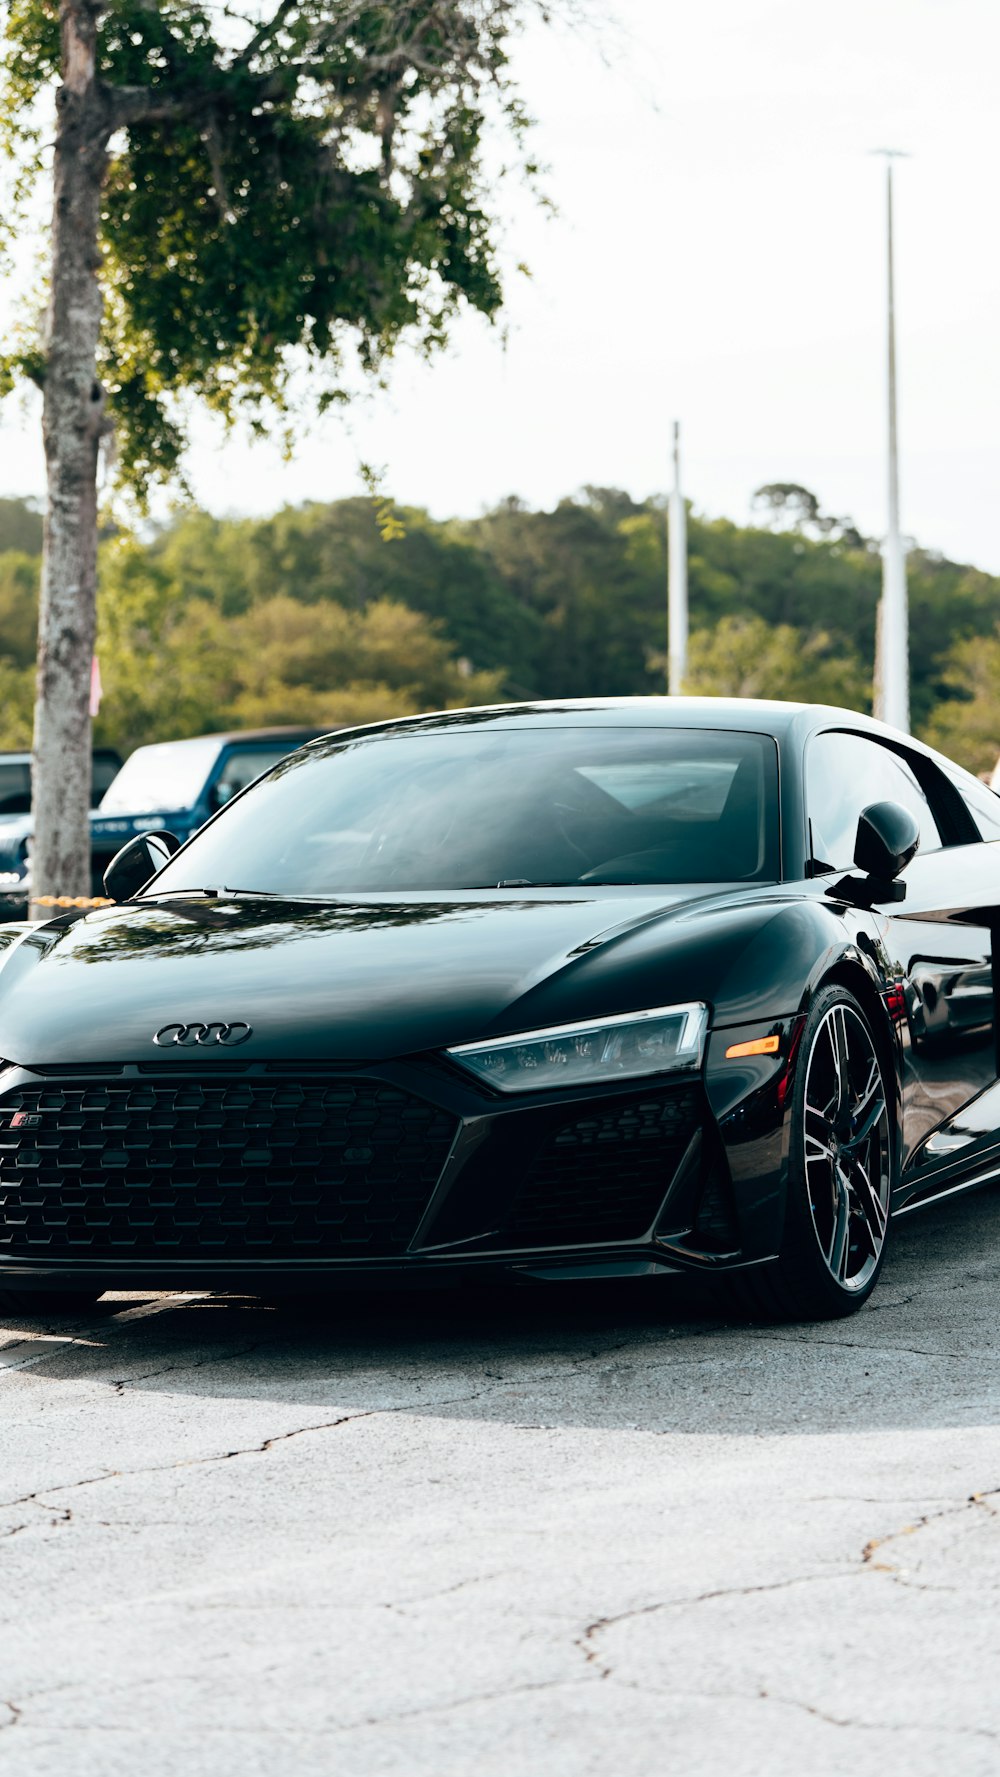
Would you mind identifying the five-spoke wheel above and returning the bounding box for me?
[803,1000,892,1294]
[730,983,895,1320]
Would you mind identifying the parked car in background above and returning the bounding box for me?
[0,748,122,817]
[0,748,124,911]
[0,729,321,914]
[89,728,325,890]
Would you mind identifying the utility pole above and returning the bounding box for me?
[668,420,688,695]
[872,150,910,732]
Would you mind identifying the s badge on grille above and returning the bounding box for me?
[153,1022,253,1047]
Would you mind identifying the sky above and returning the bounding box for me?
[1,0,998,567]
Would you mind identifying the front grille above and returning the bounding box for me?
[0,1075,456,1260]
[502,1085,700,1247]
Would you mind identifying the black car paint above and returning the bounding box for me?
[0,695,997,1295]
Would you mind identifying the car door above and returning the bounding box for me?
[805,728,996,1183]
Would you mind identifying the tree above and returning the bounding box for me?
[683,614,870,710]
[177,496,547,681]
[0,0,542,898]
[0,497,43,555]
[751,483,867,549]
[94,552,504,753]
[921,632,1000,777]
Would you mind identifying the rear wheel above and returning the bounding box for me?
[732,985,894,1320]
[0,1289,103,1317]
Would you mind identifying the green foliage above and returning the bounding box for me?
[0,658,35,746]
[0,549,40,665]
[143,497,546,681]
[921,632,1000,777]
[0,486,996,770]
[0,497,42,555]
[461,487,656,695]
[1,1,535,496]
[682,614,870,709]
[0,513,43,743]
[93,530,504,752]
[78,490,1000,763]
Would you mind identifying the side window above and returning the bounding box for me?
[806,732,942,874]
[0,762,31,815]
[210,746,297,810]
[91,754,121,807]
[940,762,1000,842]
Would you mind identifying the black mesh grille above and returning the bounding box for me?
[502,1086,700,1246]
[0,1075,456,1260]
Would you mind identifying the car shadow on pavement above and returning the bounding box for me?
[4,1184,1000,1438]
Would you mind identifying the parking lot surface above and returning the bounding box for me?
[3,1190,1000,1776]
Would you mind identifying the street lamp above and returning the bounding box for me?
[668,419,687,695]
[871,148,910,732]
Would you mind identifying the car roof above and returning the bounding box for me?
[130,727,328,752]
[170,725,326,746]
[303,696,932,751]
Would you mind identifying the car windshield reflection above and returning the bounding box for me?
[149,724,781,895]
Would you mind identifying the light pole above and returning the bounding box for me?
[668,419,687,695]
[872,149,910,732]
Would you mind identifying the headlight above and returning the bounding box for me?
[446,1002,709,1094]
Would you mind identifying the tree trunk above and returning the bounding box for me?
[33,0,111,907]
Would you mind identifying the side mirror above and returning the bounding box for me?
[828,800,920,909]
[103,830,181,901]
[854,800,921,882]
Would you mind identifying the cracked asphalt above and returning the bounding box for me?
[4,1189,1000,1776]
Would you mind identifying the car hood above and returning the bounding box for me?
[0,887,762,1066]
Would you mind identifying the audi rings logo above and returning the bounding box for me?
[153,1021,253,1048]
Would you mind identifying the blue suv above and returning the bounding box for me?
[0,727,322,915]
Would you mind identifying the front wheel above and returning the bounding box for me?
[733,985,895,1320]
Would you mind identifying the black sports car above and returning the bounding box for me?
[2,697,1000,1322]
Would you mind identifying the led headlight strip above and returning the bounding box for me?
[446,1002,709,1094]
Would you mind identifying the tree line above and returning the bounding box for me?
[0,484,994,772]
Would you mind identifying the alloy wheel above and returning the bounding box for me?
[802,1003,891,1293]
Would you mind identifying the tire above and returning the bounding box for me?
[731,984,895,1321]
[0,1289,103,1317]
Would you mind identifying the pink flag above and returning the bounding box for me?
[89,655,103,719]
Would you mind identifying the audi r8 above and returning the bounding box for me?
[2,697,1000,1322]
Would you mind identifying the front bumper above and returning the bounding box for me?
[0,1048,790,1292]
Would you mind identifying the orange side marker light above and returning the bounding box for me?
[725,1034,781,1060]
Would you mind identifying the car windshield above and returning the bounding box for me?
[100,739,222,814]
[149,724,780,895]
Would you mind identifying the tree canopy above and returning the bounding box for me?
[1,0,539,496]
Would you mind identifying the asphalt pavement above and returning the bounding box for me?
[3,1189,1000,1776]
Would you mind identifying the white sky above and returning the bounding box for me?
[1,0,998,567]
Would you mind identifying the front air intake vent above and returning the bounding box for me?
[499,1085,700,1246]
